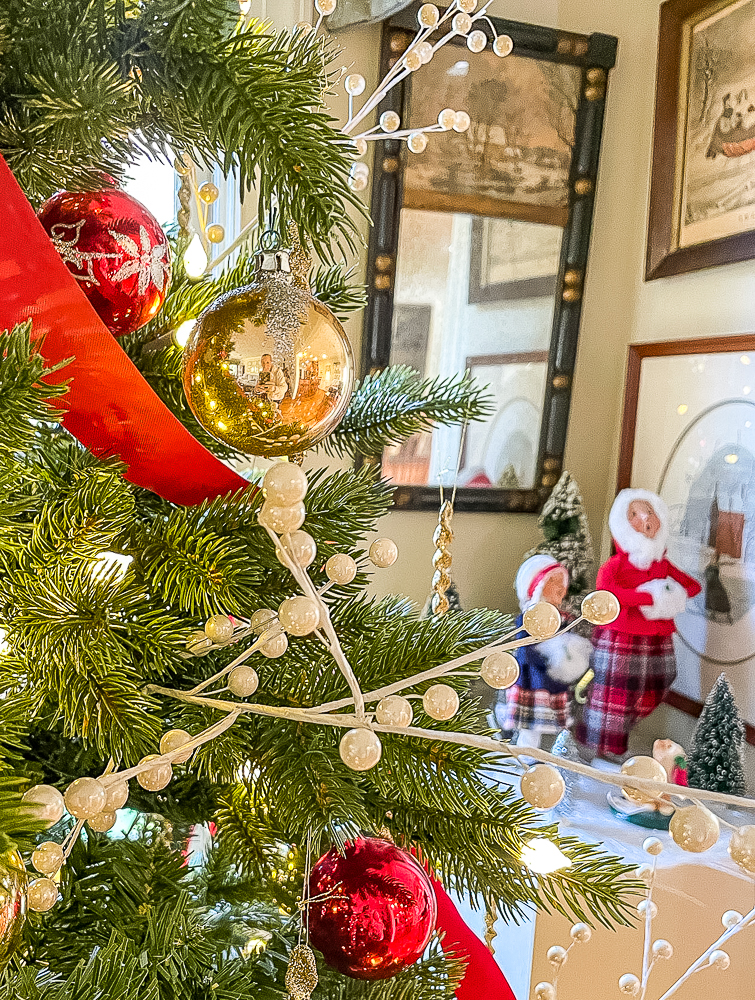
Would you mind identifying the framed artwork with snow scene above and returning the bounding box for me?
[647,0,755,279]
[617,335,755,742]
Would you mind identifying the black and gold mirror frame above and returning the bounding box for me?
[361,4,617,512]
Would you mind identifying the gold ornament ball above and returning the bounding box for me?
[88,810,117,833]
[534,984,556,1000]
[418,3,440,27]
[136,756,173,792]
[260,632,288,658]
[581,590,620,625]
[160,728,194,764]
[105,780,129,811]
[407,131,428,154]
[376,695,413,727]
[206,223,225,244]
[259,501,306,534]
[709,950,730,971]
[279,596,320,636]
[198,182,219,204]
[728,825,755,873]
[437,107,456,130]
[369,538,398,568]
[0,848,27,970]
[618,974,641,996]
[423,683,459,721]
[522,602,561,640]
[669,804,720,853]
[493,33,514,56]
[339,728,382,771]
[652,939,673,960]
[250,608,278,633]
[263,462,308,505]
[182,279,354,460]
[22,784,65,827]
[480,650,520,689]
[452,12,472,33]
[621,755,667,804]
[64,777,106,820]
[204,614,234,643]
[28,878,58,913]
[326,553,357,585]
[570,922,591,943]
[228,665,260,698]
[642,836,664,856]
[547,945,567,967]
[521,765,565,809]
[31,841,64,877]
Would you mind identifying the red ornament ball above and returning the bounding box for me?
[307,837,437,980]
[37,187,171,337]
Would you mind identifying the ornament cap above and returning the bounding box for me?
[256,248,292,275]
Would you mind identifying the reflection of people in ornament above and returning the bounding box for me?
[494,554,591,748]
[577,489,702,758]
[254,354,287,401]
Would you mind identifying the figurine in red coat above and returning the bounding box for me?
[577,488,701,758]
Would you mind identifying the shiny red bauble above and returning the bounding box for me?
[37,187,170,337]
[307,837,437,980]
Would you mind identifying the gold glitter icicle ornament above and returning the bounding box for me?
[431,500,454,615]
[0,847,28,972]
[285,942,319,999]
[182,242,354,459]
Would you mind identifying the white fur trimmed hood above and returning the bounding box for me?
[514,554,568,610]
[608,488,670,569]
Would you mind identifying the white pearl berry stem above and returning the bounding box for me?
[639,856,659,997]
[187,622,285,696]
[654,905,755,1000]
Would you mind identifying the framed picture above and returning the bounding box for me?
[617,334,755,742]
[647,0,755,279]
[468,217,561,303]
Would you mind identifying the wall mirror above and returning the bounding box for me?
[362,4,617,511]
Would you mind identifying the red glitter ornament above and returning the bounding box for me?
[307,837,437,980]
[37,187,170,337]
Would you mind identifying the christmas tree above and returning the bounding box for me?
[687,674,748,797]
[0,4,637,998]
[526,471,594,597]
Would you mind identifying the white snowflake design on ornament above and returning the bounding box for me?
[49,220,118,287]
[109,225,170,294]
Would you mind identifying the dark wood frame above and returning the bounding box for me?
[468,217,559,303]
[646,0,755,280]
[362,2,617,512]
[617,334,755,744]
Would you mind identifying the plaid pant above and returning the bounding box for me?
[576,630,676,756]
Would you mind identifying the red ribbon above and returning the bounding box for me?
[0,154,248,505]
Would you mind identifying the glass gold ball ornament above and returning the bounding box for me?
[260,632,288,658]
[652,939,673,960]
[618,973,640,996]
[198,182,219,204]
[570,922,592,943]
[422,683,459,721]
[326,553,357,585]
[28,877,58,913]
[376,695,413,727]
[88,809,117,833]
[437,107,456,130]
[206,223,225,244]
[104,779,129,811]
[621,755,668,804]
[204,614,234,643]
[522,602,561,640]
[22,784,65,827]
[0,848,28,970]
[452,12,472,33]
[64,777,106,819]
[250,608,278,633]
[369,538,398,568]
[345,73,366,96]
[278,530,317,568]
[182,250,355,459]
[480,650,519,689]
[709,950,730,970]
[258,501,306,534]
[263,462,308,505]
[279,596,320,636]
[380,110,400,133]
[493,33,514,57]
[520,764,565,809]
[136,756,173,792]
[547,945,567,967]
[669,804,720,853]
[418,3,440,27]
[642,836,664,856]
[339,728,382,771]
[31,842,64,877]
[160,728,194,764]
[727,825,755,873]
[228,664,260,698]
[581,590,620,625]
[407,131,428,154]
[534,983,556,1000]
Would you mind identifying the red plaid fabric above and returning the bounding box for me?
[576,630,676,756]
[495,686,572,734]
